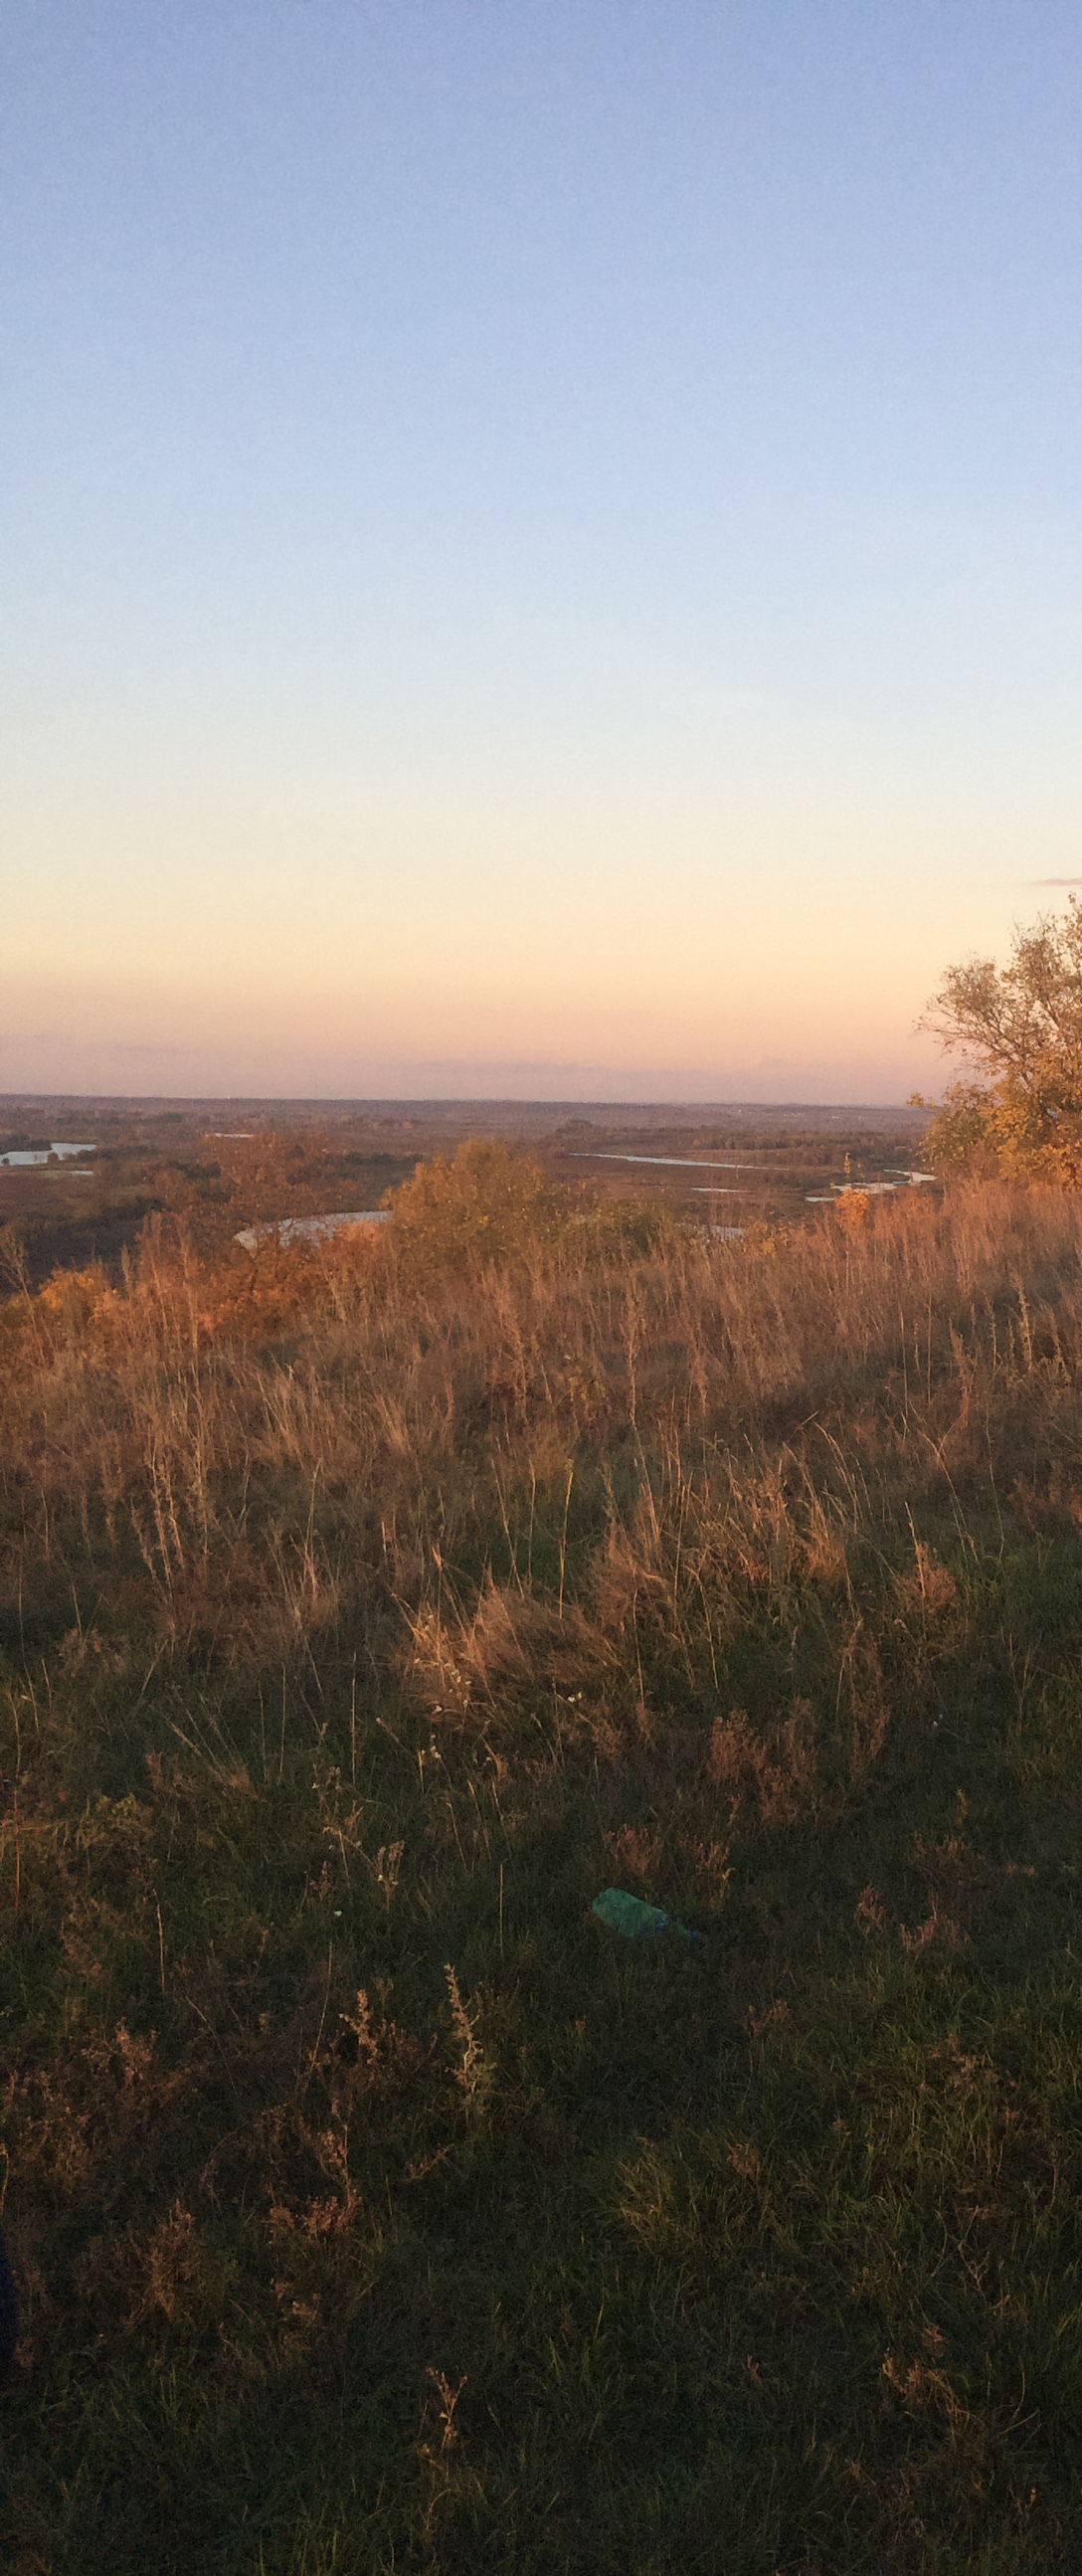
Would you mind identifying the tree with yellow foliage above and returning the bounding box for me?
[383,1137,571,1281]
[916,897,1082,1181]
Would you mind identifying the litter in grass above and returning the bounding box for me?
[592,1886,700,1944]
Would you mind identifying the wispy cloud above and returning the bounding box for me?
[1028,876,1082,886]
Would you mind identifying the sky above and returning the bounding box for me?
[4,0,1082,1103]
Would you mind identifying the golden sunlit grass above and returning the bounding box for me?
[3,1154,1082,2569]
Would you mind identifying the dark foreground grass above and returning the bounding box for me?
[4,1185,1082,2568]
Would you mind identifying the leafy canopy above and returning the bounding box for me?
[918,897,1082,1181]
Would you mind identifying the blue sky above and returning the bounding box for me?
[4,0,1082,1099]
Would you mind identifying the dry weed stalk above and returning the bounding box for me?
[707,1703,818,1826]
[444,1963,492,2114]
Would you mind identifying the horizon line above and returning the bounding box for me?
[0,1089,927,1114]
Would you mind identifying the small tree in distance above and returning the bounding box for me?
[383,1137,571,1281]
[915,897,1082,1182]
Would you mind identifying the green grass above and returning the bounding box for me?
[4,1185,1082,2568]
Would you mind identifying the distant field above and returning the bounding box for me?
[0,1094,930,1282]
[3,1166,1082,2570]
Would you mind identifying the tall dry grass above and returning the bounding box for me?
[7,1173,1082,2571]
[2,1179,1079,1711]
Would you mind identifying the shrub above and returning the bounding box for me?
[383,1136,573,1280]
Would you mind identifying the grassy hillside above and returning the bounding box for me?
[3,1168,1082,2570]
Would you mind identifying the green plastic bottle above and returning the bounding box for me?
[592,1886,699,1944]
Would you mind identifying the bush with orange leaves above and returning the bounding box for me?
[833,1188,870,1235]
